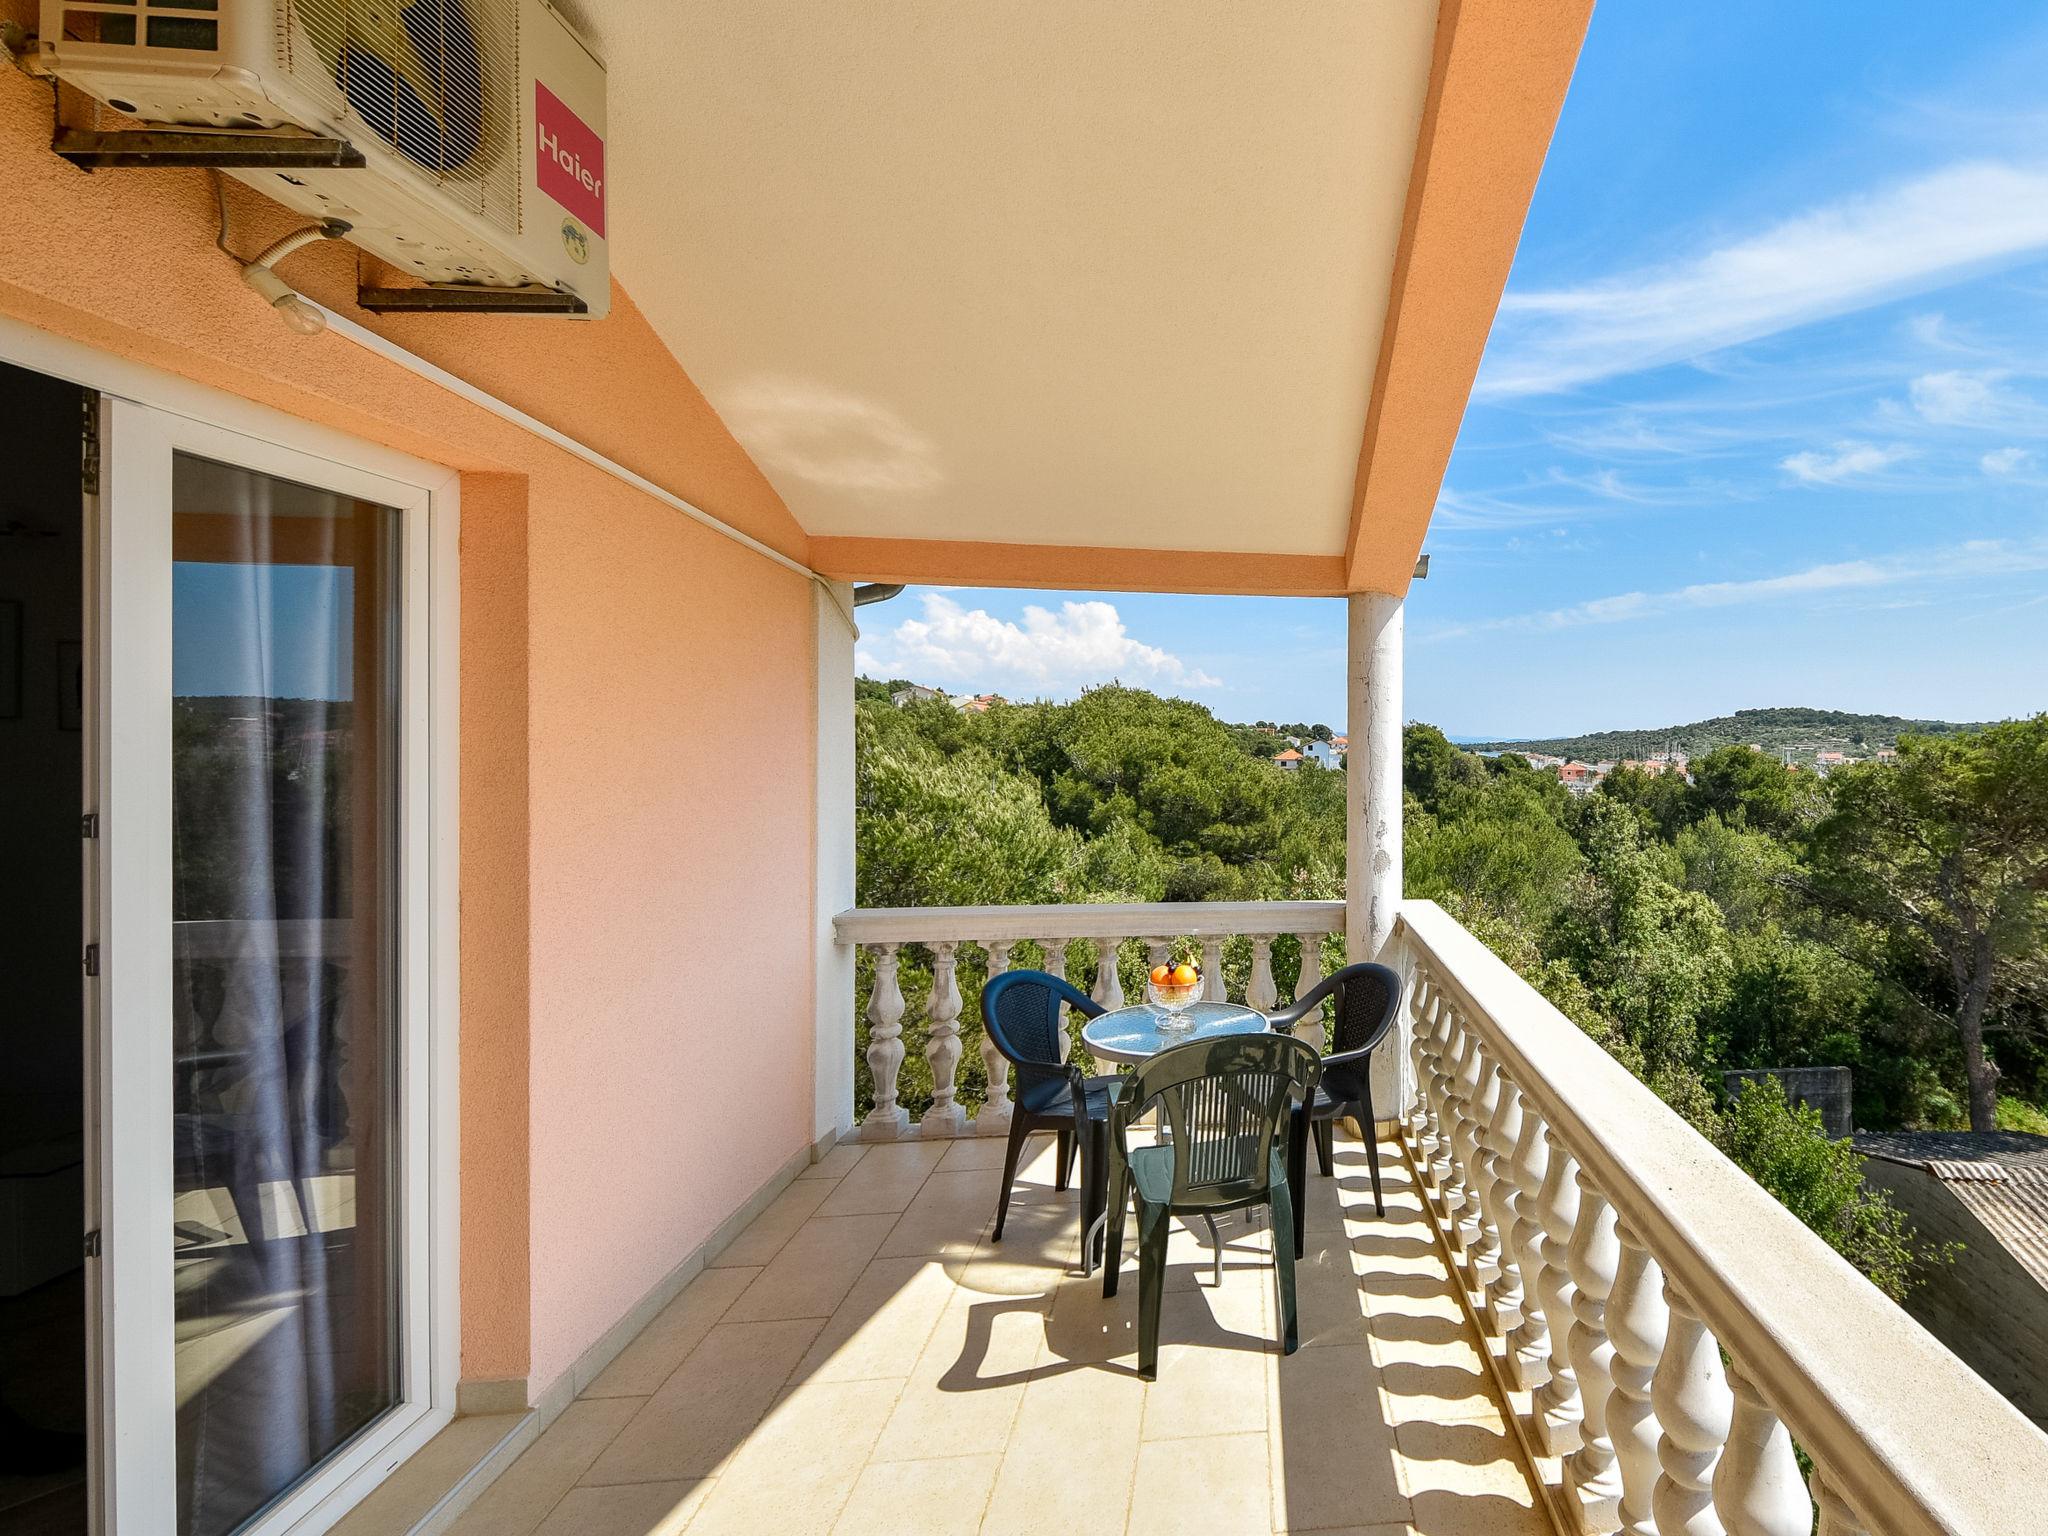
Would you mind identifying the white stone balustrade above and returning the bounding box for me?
[836,901,1345,1141]
[1393,898,2048,1536]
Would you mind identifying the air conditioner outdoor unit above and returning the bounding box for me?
[38,0,609,316]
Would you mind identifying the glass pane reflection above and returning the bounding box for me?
[170,454,401,1536]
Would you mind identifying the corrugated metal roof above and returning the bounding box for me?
[1853,1133,2048,1290]
[1942,1168,2048,1291]
[1853,1130,2048,1172]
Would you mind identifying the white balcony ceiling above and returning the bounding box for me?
[565,0,1441,557]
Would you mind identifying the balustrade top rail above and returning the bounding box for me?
[1396,899,2048,1535]
[834,900,1345,946]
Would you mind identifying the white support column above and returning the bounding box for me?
[813,580,857,1148]
[1347,590,1404,1119]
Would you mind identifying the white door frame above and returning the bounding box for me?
[0,316,462,1536]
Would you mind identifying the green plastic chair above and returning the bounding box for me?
[1101,1032,1322,1379]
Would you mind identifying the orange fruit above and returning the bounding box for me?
[1149,964,1171,984]
[1172,963,1198,985]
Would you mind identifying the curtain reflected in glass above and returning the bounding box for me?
[170,455,401,1536]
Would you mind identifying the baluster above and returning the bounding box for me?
[1465,1053,1505,1291]
[1563,1172,1624,1532]
[1200,936,1226,1001]
[1606,1224,1669,1536]
[1808,1470,1871,1536]
[1450,1025,1488,1260]
[1411,979,1445,1193]
[1145,938,1172,970]
[1532,1132,1585,1457]
[977,941,1014,1137]
[1404,972,1434,1154]
[1038,938,1069,1061]
[1480,1071,1527,1336]
[1247,936,1279,1017]
[920,941,968,1136]
[1430,1009,1467,1234]
[862,943,909,1140]
[1292,930,1326,1047]
[1653,1283,1731,1536]
[1092,936,1126,1013]
[1711,1367,1808,1536]
[1503,1090,1554,1391]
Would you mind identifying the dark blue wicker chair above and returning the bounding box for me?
[979,968,1119,1275]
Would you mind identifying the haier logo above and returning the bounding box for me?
[535,82,605,237]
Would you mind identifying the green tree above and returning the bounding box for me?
[1715,1080,1928,1302]
[1598,763,1695,841]
[1690,744,1821,836]
[1404,723,1484,815]
[1806,717,2048,1130]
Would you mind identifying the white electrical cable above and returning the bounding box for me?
[308,300,857,633]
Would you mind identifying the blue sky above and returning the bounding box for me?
[856,2,2048,738]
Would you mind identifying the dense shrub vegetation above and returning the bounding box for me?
[856,681,2048,1297]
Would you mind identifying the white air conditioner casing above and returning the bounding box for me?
[39,0,609,317]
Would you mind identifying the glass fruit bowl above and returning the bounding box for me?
[1147,965,1203,1030]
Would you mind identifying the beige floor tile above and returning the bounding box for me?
[530,1480,708,1536]
[684,1378,902,1536]
[1394,1417,1549,1536]
[815,1140,949,1216]
[726,1213,899,1322]
[328,1414,528,1536]
[831,1454,1000,1536]
[583,1318,823,1485]
[803,1143,868,1180]
[952,1191,1080,1296]
[583,1266,759,1398]
[795,1257,955,1384]
[979,1362,1144,1536]
[1368,1309,1504,1427]
[934,1135,1020,1172]
[1139,1278,1275,1442]
[1294,1229,1373,1351]
[711,1179,838,1269]
[1270,1344,1408,1533]
[447,1398,645,1536]
[870,1283,1047,1462]
[880,1168,1001,1260]
[1126,1432,1272,1536]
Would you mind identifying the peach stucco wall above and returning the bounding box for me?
[1,59,820,1396]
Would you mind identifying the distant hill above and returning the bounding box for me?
[1468,707,1986,762]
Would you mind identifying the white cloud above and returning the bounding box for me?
[1425,538,2048,640]
[1479,162,2048,397]
[858,593,1220,696]
[1982,446,2034,474]
[1779,442,1911,485]
[1909,369,2001,425]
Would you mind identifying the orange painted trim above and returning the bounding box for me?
[1344,0,1594,595]
[809,536,1348,598]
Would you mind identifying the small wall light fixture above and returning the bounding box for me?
[239,219,351,334]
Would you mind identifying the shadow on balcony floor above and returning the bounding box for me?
[446,1133,1547,1536]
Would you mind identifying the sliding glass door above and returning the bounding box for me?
[95,401,439,1536]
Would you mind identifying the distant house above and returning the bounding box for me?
[954,693,1007,713]
[1304,740,1342,769]
[1557,760,1602,796]
[1273,748,1305,771]
[1855,1132,2048,1431]
[1520,752,1563,770]
[1814,750,1850,776]
[1876,746,1898,762]
[890,684,944,707]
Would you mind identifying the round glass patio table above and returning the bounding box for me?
[1080,999,1269,1065]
